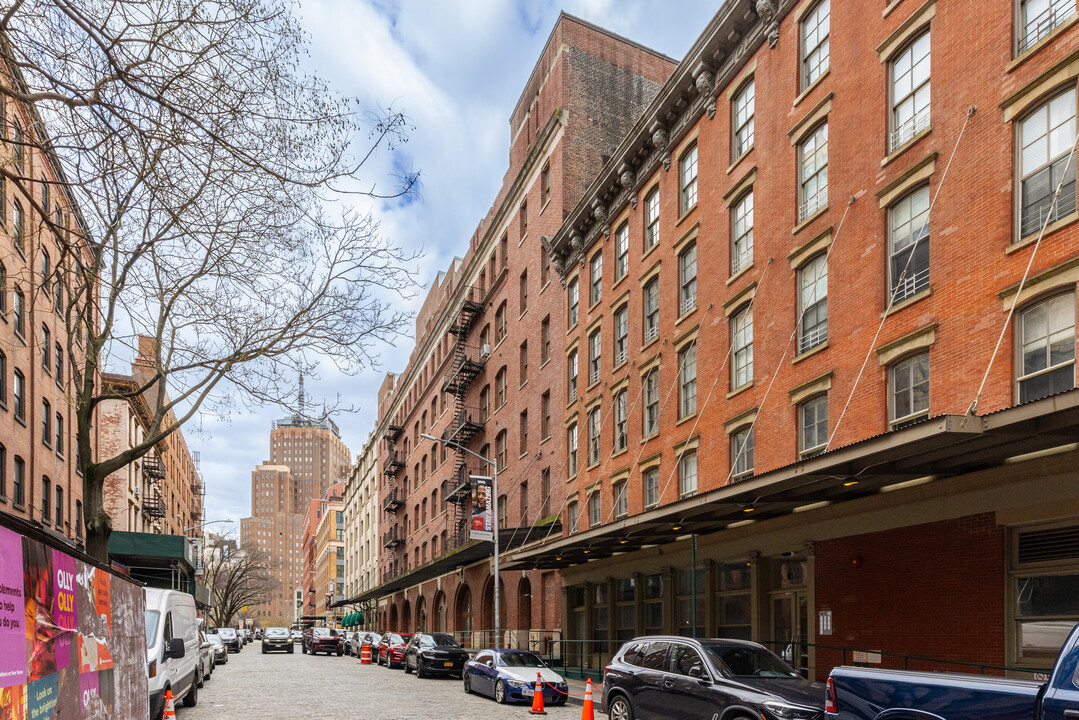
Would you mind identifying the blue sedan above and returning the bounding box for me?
[462,649,569,705]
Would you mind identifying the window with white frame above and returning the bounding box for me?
[588,406,602,465]
[890,351,930,428]
[615,223,629,281]
[644,369,660,436]
[1018,0,1077,53]
[679,344,697,418]
[568,350,578,401]
[644,188,660,250]
[734,79,755,157]
[568,500,579,532]
[589,329,602,385]
[800,395,828,458]
[568,277,579,326]
[889,185,931,303]
[680,143,698,215]
[679,243,697,315]
[732,305,753,389]
[802,0,830,89]
[890,31,931,152]
[614,390,628,452]
[590,252,603,305]
[644,467,660,507]
[567,423,578,476]
[1017,293,1075,403]
[679,450,698,497]
[644,278,659,343]
[614,481,628,519]
[1019,89,1077,238]
[798,254,828,354]
[799,123,829,222]
[589,491,602,527]
[732,190,753,275]
[614,306,628,365]
[731,426,754,480]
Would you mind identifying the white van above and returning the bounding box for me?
[145,587,200,719]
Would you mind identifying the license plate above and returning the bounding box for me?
[443,662,453,667]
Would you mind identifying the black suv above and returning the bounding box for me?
[261,627,293,654]
[602,636,824,720]
[402,633,469,678]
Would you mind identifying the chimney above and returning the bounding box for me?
[134,335,159,368]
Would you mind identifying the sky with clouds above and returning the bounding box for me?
[193,0,719,536]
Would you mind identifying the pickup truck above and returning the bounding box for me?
[826,623,1079,720]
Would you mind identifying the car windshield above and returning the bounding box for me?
[145,610,160,649]
[313,628,336,637]
[207,635,223,646]
[266,628,288,638]
[218,629,236,638]
[703,643,799,678]
[497,652,545,668]
[419,634,461,648]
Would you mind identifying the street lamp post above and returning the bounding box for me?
[182,518,233,536]
[421,432,501,650]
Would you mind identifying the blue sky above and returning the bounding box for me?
[195,1,719,534]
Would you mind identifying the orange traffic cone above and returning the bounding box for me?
[163,689,176,718]
[580,678,594,720]
[529,672,547,715]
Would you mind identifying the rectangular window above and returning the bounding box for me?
[13,369,24,421]
[14,289,24,338]
[42,325,51,371]
[54,485,63,527]
[644,189,660,250]
[890,31,931,152]
[715,561,753,640]
[567,424,578,477]
[496,431,507,471]
[802,0,830,88]
[615,223,629,281]
[55,413,63,456]
[480,385,490,421]
[568,501,578,533]
[542,391,551,439]
[501,235,508,269]
[731,427,754,480]
[13,456,24,507]
[55,344,63,387]
[0,351,5,405]
[496,368,506,407]
[889,185,931,303]
[1019,89,1077,238]
[541,163,551,205]
[495,301,507,342]
[541,245,550,286]
[568,350,578,401]
[614,306,628,366]
[800,395,828,457]
[799,123,829,222]
[589,329,602,385]
[1019,0,1076,52]
[679,450,698,497]
[520,341,528,385]
[541,316,551,363]
[520,200,527,238]
[75,501,82,539]
[41,478,50,522]
[541,468,551,518]
[644,278,660,343]
[798,254,828,353]
[732,191,754,275]
[1018,293,1075,403]
[644,370,660,436]
[614,482,628,519]
[891,351,931,427]
[732,306,753,389]
[42,400,51,443]
[0,445,5,498]
[520,410,529,454]
[519,270,528,314]
[590,253,603,306]
[588,406,601,466]
[568,278,579,326]
[614,390,628,452]
[734,79,755,157]
[680,144,698,215]
[679,244,697,315]
[588,492,601,527]
[12,201,23,254]
[679,344,697,418]
[644,467,659,508]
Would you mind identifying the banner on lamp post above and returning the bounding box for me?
[470,475,493,541]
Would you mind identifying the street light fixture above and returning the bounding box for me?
[420,432,502,650]
[182,518,233,535]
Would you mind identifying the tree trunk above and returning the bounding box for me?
[82,464,112,562]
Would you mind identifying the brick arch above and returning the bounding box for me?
[454,582,473,633]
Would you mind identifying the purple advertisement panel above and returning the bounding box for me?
[0,527,26,691]
[50,552,76,673]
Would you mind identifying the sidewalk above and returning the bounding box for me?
[563,677,604,708]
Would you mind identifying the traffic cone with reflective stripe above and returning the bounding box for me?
[163,689,176,718]
[529,672,547,715]
[579,678,594,720]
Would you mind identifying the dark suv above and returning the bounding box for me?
[261,627,293,654]
[403,633,469,678]
[602,636,824,720]
[303,627,344,656]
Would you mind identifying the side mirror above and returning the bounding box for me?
[165,637,185,660]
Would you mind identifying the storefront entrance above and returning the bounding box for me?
[768,557,810,677]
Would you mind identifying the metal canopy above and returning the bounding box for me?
[504,390,1079,571]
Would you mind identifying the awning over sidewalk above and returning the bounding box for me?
[505,389,1079,570]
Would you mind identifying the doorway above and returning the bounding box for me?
[767,556,810,678]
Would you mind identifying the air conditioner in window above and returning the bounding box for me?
[479,344,491,361]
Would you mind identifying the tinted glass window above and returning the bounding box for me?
[639,641,670,670]
[619,642,643,666]
[669,644,705,676]
[432,634,460,647]
[475,652,492,666]
[313,628,331,637]
[704,643,798,678]
[498,652,544,668]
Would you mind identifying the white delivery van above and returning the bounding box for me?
[144,587,200,719]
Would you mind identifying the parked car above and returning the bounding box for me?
[377,632,413,668]
[291,629,303,643]
[463,649,568,705]
[206,633,228,664]
[343,631,355,655]
[196,630,214,686]
[217,627,241,653]
[403,633,469,678]
[303,627,344,656]
[354,631,381,658]
[144,587,200,719]
[262,626,294,654]
[827,622,1079,720]
[602,636,824,720]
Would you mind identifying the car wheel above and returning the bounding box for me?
[337,649,343,657]
[404,658,413,674]
[262,646,267,654]
[302,644,307,654]
[608,695,634,720]
[416,662,425,679]
[494,680,507,704]
[463,673,472,694]
[182,680,198,708]
[288,646,294,654]
[195,667,204,689]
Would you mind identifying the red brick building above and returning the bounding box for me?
[350,14,678,647]
[510,0,1079,679]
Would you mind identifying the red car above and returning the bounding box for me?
[377,632,412,668]
[303,627,344,656]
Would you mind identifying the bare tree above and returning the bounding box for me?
[0,1,420,559]
[204,540,275,629]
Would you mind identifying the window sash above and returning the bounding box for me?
[680,346,697,418]
[731,428,754,479]
[680,246,697,315]
[645,371,660,435]
[615,308,629,365]
[1019,0,1076,52]
[614,391,628,451]
[891,352,931,426]
[802,0,830,88]
[589,493,601,526]
[589,331,602,384]
[734,80,755,156]
[732,192,753,275]
[644,280,660,342]
[588,409,601,465]
[590,254,603,305]
[732,307,753,388]
[614,483,628,518]
[799,124,829,221]
[645,191,660,249]
[679,451,698,497]
[890,32,931,152]
[1018,294,1076,403]
[644,468,659,507]
[799,256,828,353]
[680,146,698,213]
[800,396,828,456]
[615,225,629,280]
[889,186,931,302]
[1021,154,1077,238]
[568,279,579,325]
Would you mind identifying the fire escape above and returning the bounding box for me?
[141,454,168,520]
[441,285,486,551]
[381,421,404,581]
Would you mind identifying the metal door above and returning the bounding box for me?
[769,590,809,678]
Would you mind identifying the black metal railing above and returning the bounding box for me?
[441,345,487,396]
[141,497,167,519]
[382,527,404,549]
[446,286,485,338]
[382,450,404,476]
[143,455,165,482]
[382,488,404,512]
[442,407,485,446]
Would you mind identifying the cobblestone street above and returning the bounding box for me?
[181,646,585,719]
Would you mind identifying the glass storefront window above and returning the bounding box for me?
[716,560,753,639]
[676,568,705,638]
[644,573,663,634]
[1016,574,1079,660]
